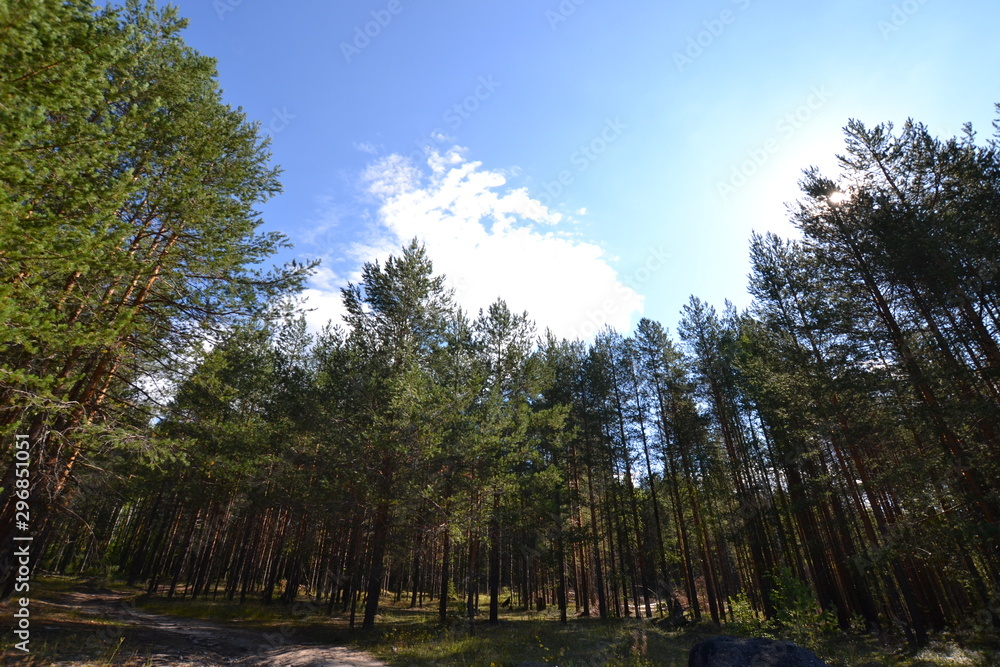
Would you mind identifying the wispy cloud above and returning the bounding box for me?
[353,140,379,155]
[303,147,644,340]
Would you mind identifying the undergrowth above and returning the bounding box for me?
[3,576,997,666]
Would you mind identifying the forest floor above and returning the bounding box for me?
[0,577,386,666]
[2,576,998,666]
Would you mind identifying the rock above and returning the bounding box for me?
[688,635,829,666]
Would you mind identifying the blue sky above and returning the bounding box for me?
[164,0,1000,339]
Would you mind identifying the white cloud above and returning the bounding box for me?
[310,265,342,291]
[303,147,644,340]
[300,286,349,333]
[353,140,379,155]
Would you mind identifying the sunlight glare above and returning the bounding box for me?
[828,190,849,205]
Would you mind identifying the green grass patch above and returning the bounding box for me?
[357,610,701,666]
[6,578,995,666]
[0,635,154,667]
[134,592,709,665]
[146,598,1000,667]
[132,591,1000,666]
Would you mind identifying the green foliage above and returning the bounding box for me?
[0,0,315,600]
[0,0,311,447]
[770,567,838,647]
[726,591,771,637]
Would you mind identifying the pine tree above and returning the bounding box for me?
[0,1,311,598]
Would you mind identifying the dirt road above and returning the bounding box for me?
[1,583,388,666]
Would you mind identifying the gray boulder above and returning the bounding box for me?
[688,635,828,666]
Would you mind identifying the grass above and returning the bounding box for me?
[3,577,998,666]
[0,625,155,667]
[354,611,699,666]
[134,590,1000,666]
[0,575,154,666]
[354,606,1000,667]
[139,593,705,666]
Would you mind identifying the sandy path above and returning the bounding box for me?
[8,586,387,666]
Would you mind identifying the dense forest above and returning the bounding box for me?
[2,0,999,652]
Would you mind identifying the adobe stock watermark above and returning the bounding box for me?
[213,0,245,21]
[878,0,931,39]
[255,596,327,654]
[443,75,501,131]
[944,258,999,307]
[673,0,752,72]
[716,85,833,202]
[260,107,296,140]
[974,598,1000,632]
[340,0,410,63]
[406,75,502,162]
[570,245,670,341]
[11,433,32,653]
[531,117,628,213]
[545,0,588,31]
